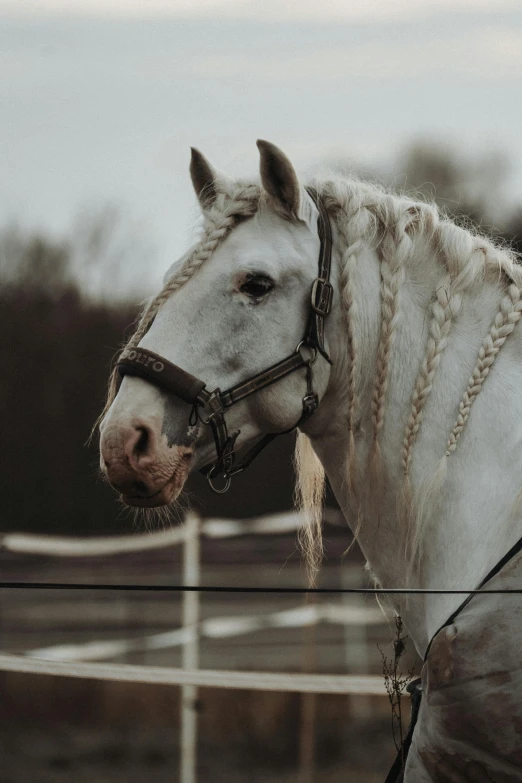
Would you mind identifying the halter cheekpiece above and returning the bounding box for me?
[117,187,334,494]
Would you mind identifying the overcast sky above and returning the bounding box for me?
[1,0,521,292]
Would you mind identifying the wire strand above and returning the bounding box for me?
[0,582,520,595]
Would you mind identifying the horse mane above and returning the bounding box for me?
[300,174,522,580]
[98,171,522,583]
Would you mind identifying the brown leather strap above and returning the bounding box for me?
[305,186,334,363]
[118,347,308,411]
[221,351,307,407]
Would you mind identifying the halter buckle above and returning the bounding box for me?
[311,278,333,317]
[301,392,319,420]
[221,430,239,475]
[196,390,224,424]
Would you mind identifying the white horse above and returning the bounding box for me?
[99,141,522,781]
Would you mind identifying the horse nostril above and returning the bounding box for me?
[133,427,150,458]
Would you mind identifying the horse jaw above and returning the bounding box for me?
[118,444,194,508]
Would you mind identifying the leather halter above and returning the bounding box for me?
[117,187,334,493]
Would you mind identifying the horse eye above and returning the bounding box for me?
[239,275,274,299]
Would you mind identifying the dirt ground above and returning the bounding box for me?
[0,721,395,783]
[0,675,398,782]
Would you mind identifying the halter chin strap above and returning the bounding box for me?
[117,187,334,493]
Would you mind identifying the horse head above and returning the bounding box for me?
[99,141,334,508]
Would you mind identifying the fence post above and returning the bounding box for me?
[180,513,201,783]
[298,593,317,783]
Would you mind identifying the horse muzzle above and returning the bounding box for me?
[100,420,194,507]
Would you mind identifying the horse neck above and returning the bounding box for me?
[307,220,522,655]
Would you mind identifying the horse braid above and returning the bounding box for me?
[402,275,462,476]
[370,207,411,467]
[446,283,522,455]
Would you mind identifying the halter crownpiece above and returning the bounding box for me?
[117,187,334,493]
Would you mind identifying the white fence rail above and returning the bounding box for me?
[0,653,385,695]
[0,509,343,557]
[27,602,384,662]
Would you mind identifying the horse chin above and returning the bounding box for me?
[120,450,193,508]
[121,481,183,508]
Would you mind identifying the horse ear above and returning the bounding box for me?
[190,147,222,210]
[256,140,317,229]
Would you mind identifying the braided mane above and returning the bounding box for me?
[308,175,522,575]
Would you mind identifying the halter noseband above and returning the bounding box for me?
[116,187,334,494]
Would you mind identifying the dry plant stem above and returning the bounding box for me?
[378,615,415,767]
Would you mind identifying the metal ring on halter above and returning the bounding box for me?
[207,473,232,494]
[296,340,318,366]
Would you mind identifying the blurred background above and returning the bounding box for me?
[0,0,521,781]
